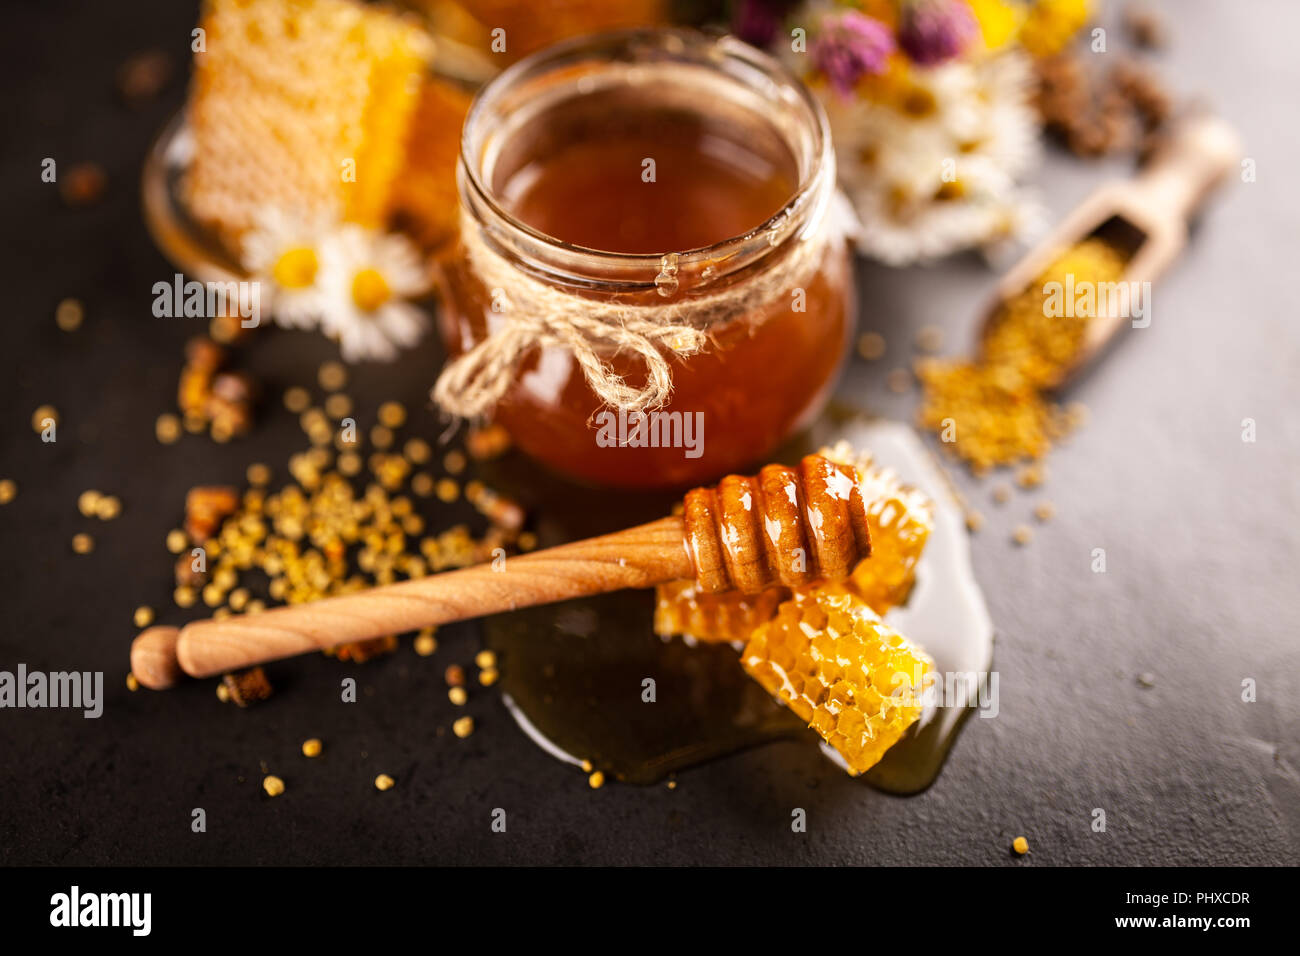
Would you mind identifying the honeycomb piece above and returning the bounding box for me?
[653,444,933,643]
[742,585,933,775]
[186,0,432,236]
[820,442,934,615]
[390,76,474,251]
[653,581,788,645]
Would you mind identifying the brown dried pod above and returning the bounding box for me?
[1123,5,1167,49]
[466,423,511,460]
[334,635,399,663]
[60,162,107,206]
[177,365,214,418]
[210,369,256,404]
[184,335,227,372]
[221,666,273,707]
[184,485,240,541]
[174,551,209,589]
[117,50,174,105]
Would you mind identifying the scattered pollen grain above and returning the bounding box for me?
[155,413,182,444]
[915,326,944,353]
[283,386,311,413]
[32,405,59,432]
[55,298,85,331]
[317,361,347,392]
[886,368,913,394]
[856,331,886,361]
[414,630,438,656]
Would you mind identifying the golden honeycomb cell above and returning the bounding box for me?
[821,441,933,616]
[653,581,789,646]
[187,0,432,236]
[653,443,934,643]
[742,585,933,776]
[389,76,473,250]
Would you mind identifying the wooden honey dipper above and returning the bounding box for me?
[130,454,872,690]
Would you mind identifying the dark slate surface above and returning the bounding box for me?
[1,0,1296,865]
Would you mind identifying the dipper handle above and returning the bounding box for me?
[131,454,872,688]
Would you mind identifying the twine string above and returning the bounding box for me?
[433,203,847,419]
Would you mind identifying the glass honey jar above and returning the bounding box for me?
[434,29,855,488]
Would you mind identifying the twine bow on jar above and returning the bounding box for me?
[431,204,836,421]
[432,305,709,417]
[430,246,711,418]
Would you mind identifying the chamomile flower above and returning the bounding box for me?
[317,225,431,363]
[817,47,1039,263]
[962,50,1040,179]
[240,208,329,328]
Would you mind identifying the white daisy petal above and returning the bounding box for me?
[316,225,430,363]
[240,207,331,329]
[376,302,428,347]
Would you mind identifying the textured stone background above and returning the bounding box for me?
[1,0,1296,864]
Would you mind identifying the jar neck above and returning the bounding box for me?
[457,29,836,297]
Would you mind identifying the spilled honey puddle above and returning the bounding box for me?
[481,415,994,793]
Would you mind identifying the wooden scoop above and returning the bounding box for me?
[981,111,1242,386]
[131,454,872,690]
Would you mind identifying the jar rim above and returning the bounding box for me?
[458,28,836,293]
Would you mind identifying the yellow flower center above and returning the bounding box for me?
[350,268,392,312]
[935,179,966,201]
[271,247,319,290]
[898,85,938,119]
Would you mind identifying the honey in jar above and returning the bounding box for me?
[434,30,855,488]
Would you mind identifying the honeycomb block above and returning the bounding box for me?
[187,0,433,236]
[390,77,474,251]
[653,580,788,646]
[742,584,933,775]
[653,443,933,643]
[822,441,933,615]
